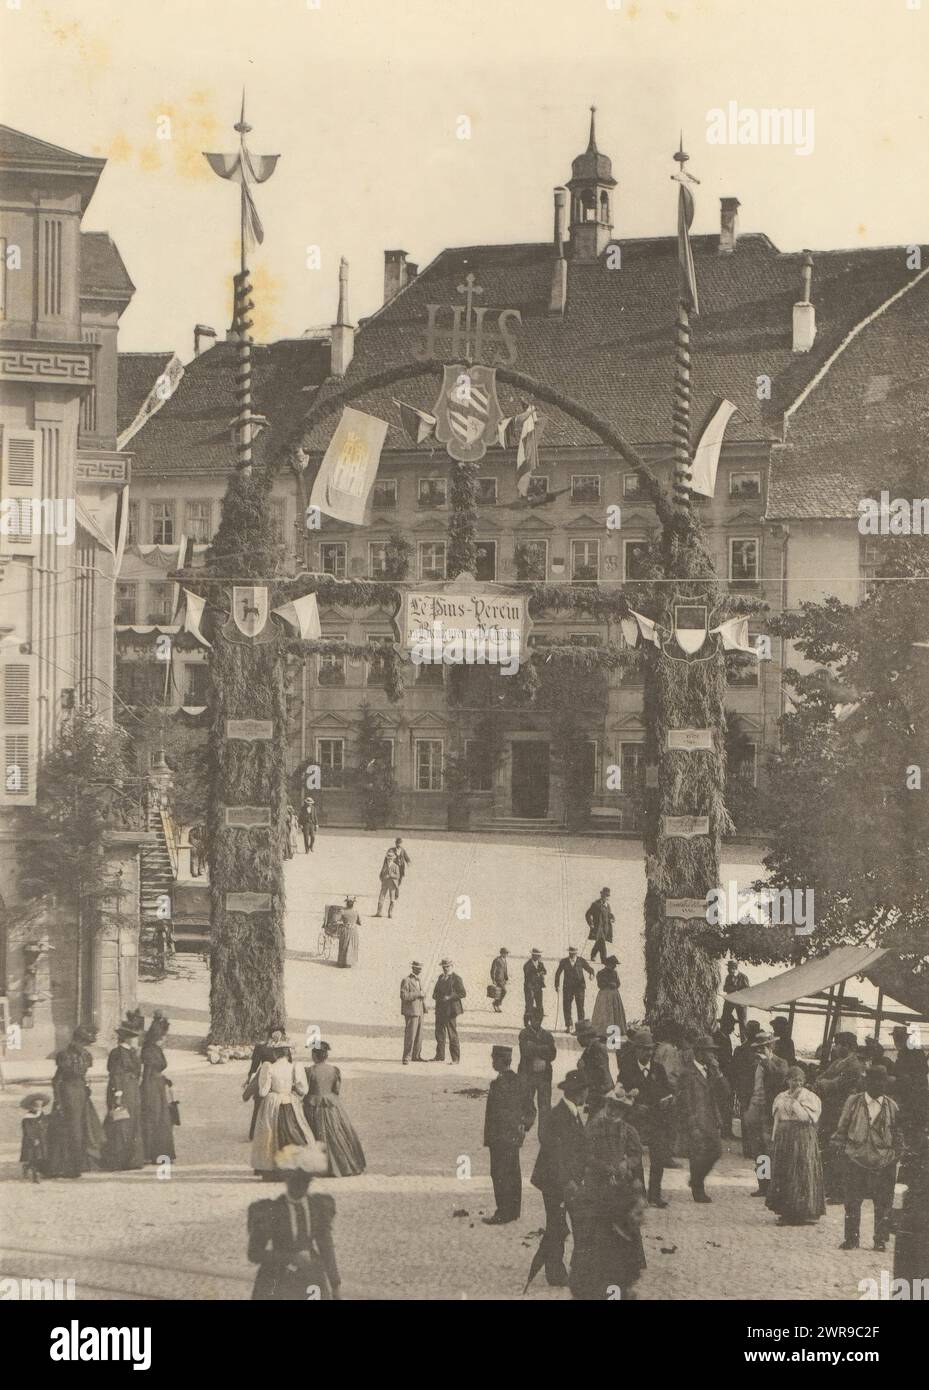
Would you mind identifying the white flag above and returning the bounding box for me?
[690,398,736,497]
[709,616,755,653]
[183,589,212,648]
[310,407,388,525]
[626,609,661,648]
[272,592,321,640]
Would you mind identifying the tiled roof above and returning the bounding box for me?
[80,231,135,300]
[294,234,917,456]
[0,124,104,170]
[767,269,929,518]
[117,353,177,434]
[126,338,332,476]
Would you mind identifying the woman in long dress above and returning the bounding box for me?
[303,1043,366,1177]
[251,1043,321,1179]
[766,1066,826,1225]
[46,1026,104,1178]
[140,1017,175,1164]
[103,1024,145,1171]
[569,1086,647,1301]
[336,896,361,969]
[590,955,627,1040]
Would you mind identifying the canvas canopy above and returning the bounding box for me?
[723,945,890,1010]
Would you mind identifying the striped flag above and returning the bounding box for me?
[709,616,756,654]
[273,592,321,640]
[690,398,737,497]
[500,407,545,496]
[393,399,436,446]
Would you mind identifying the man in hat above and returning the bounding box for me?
[530,1069,589,1285]
[890,1024,928,1143]
[618,1028,674,1207]
[400,961,427,1064]
[676,1035,730,1202]
[375,837,411,918]
[585,887,615,965]
[489,948,509,1013]
[742,1032,788,1197]
[720,960,750,1040]
[297,795,318,854]
[248,1144,341,1299]
[576,1021,614,1118]
[523,949,546,1019]
[518,1009,557,1125]
[483,1045,535,1224]
[431,959,466,1064]
[730,1018,763,1152]
[554,947,595,1033]
[832,1065,904,1251]
[815,1031,866,1200]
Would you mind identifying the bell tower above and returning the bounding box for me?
[567,107,617,262]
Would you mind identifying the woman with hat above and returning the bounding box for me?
[742,1032,789,1198]
[303,1042,366,1177]
[46,1025,104,1178]
[251,1036,321,1179]
[140,1016,175,1165]
[336,896,361,969]
[766,1066,825,1226]
[590,955,627,1044]
[103,1022,145,1170]
[569,1085,647,1301]
[247,1144,341,1300]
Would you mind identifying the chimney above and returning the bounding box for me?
[330,257,355,378]
[719,197,740,254]
[194,324,217,356]
[549,187,568,316]
[792,250,816,353]
[383,249,412,304]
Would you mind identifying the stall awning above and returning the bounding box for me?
[724,945,890,1010]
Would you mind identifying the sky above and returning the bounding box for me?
[3,0,928,356]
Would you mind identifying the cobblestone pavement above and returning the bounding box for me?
[0,832,894,1300]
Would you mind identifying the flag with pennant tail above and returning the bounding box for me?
[709,616,757,654]
[690,399,737,497]
[272,592,322,640]
[676,175,699,314]
[182,589,212,649]
[393,399,437,446]
[203,96,279,250]
[310,407,388,525]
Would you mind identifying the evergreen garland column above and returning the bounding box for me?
[447,460,478,578]
[206,468,288,1044]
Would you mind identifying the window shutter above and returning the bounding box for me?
[0,653,38,806]
[1,428,41,556]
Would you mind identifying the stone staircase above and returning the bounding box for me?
[139,805,175,977]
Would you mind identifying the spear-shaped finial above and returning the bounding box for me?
[234,88,252,136]
[587,105,598,152]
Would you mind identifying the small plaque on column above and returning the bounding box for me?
[224,806,272,828]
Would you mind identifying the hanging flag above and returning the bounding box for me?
[393,399,436,446]
[709,616,757,654]
[203,97,279,250]
[677,178,699,315]
[690,398,737,497]
[310,407,388,525]
[625,609,661,648]
[170,533,196,617]
[272,592,322,640]
[182,589,212,649]
[499,407,545,496]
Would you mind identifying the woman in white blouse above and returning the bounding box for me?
[251,1043,325,1179]
[767,1065,826,1225]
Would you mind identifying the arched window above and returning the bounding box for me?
[581,189,597,223]
[600,191,610,222]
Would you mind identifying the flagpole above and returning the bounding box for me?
[234,92,253,473]
[672,136,693,517]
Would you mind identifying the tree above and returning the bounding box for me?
[354,702,397,829]
[751,535,929,978]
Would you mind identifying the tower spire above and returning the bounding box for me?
[587,105,598,152]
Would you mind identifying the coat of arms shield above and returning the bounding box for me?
[673,603,708,655]
[232,585,270,640]
[433,365,503,463]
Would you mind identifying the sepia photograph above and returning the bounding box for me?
[0,0,927,1351]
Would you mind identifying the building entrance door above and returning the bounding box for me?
[510,741,550,817]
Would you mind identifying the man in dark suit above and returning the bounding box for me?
[585,887,614,964]
[676,1035,731,1202]
[720,959,750,1039]
[618,1027,674,1207]
[554,947,595,1032]
[483,1045,535,1224]
[576,1021,614,1117]
[518,1010,557,1125]
[489,947,509,1013]
[531,1069,589,1285]
[523,948,546,1018]
[431,959,466,1064]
